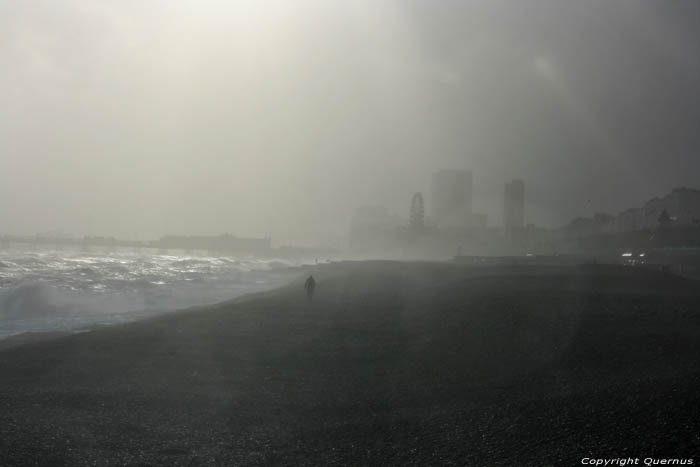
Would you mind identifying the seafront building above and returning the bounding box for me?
[564,187,700,237]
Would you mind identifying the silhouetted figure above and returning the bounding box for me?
[304,275,316,301]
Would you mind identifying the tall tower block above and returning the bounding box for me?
[431,170,472,225]
[504,179,525,230]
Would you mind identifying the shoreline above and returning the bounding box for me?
[0,263,310,350]
[0,330,89,351]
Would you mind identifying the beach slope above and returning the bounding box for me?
[1,261,699,466]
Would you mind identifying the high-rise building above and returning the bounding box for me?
[431,170,472,225]
[504,179,525,230]
[409,192,425,229]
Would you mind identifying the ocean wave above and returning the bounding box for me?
[0,283,71,319]
[0,249,301,338]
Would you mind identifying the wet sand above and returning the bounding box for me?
[1,261,699,466]
[0,331,78,351]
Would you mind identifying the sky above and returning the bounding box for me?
[1,0,700,246]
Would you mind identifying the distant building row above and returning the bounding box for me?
[564,187,700,236]
[615,187,700,232]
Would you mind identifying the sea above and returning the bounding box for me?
[0,247,303,340]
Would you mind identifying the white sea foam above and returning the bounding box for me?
[0,248,302,339]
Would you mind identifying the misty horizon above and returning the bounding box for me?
[2,1,700,245]
[2,3,700,464]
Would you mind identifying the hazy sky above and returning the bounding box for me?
[2,1,699,245]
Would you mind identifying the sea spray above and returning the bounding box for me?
[0,249,302,339]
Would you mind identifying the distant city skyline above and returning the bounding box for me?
[2,177,698,243]
[2,2,700,245]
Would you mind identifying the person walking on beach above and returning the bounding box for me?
[304,275,316,301]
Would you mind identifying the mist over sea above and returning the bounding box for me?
[0,248,301,339]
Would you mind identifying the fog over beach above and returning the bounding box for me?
[2,1,700,465]
[2,1,700,245]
